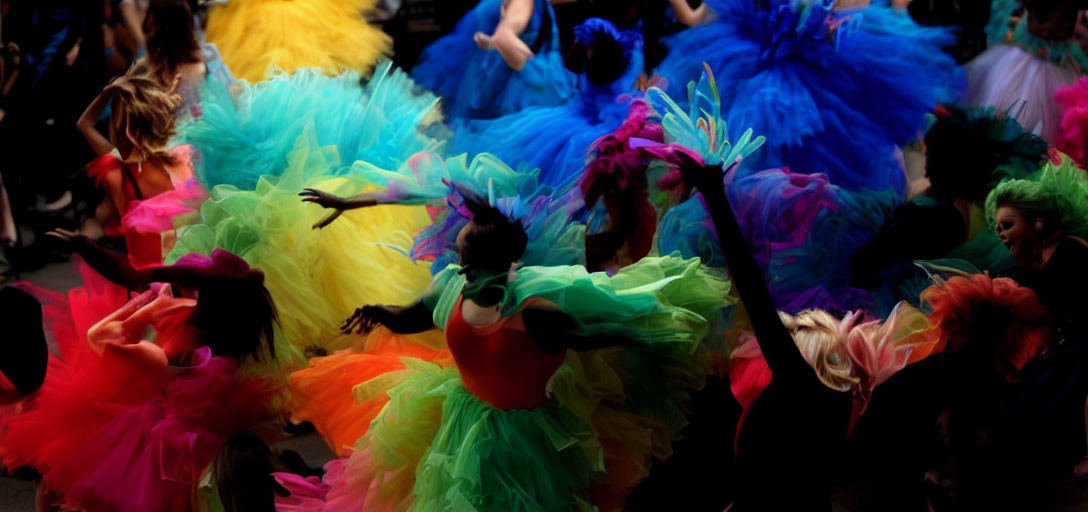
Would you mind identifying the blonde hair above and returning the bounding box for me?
[779,309,859,392]
[106,65,182,165]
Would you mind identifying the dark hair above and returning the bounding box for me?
[566,23,631,86]
[0,287,48,396]
[214,433,286,512]
[924,107,1047,201]
[189,272,278,362]
[457,189,528,275]
[144,0,200,79]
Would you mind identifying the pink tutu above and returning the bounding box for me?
[1056,77,1088,166]
[0,275,280,512]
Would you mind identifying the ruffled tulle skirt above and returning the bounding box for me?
[452,96,635,189]
[176,61,442,190]
[1056,77,1088,165]
[966,45,1082,144]
[286,328,449,457]
[0,276,281,512]
[167,145,437,353]
[656,0,963,191]
[411,0,576,120]
[205,0,391,83]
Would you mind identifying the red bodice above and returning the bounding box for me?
[445,296,566,410]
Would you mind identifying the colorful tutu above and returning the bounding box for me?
[167,145,437,353]
[656,0,963,190]
[276,256,732,510]
[1056,77,1088,166]
[411,0,577,120]
[965,19,1087,144]
[286,328,450,457]
[0,281,282,512]
[176,61,442,190]
[451,18,645,189]
[205,0,391,83]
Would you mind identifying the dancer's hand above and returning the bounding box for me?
[45,228,84,243]
[300,188,348,229]
[473,31,495,50]
[672,151,725,198]
[341,306,381,334]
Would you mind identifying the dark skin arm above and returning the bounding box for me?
[341,302,436,335]
[48,229,232,291]
[680,157,817,385]
[522,307,635,354]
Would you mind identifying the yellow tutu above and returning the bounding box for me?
[168,144,436,353]
[206,0,392,83]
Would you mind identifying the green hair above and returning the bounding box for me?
[985,157,1088,240]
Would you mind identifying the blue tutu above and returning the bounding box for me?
[175,61,442,190]
[450,18,645,189]
[656,0,964,191]
[411,0,577,120]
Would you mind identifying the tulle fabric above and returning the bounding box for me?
[412,0,577,120]
[656,0,963,191]
[275,256,731,510]
[918,273,1052,377]
[0,279,281,512]
[1056,77,1088,166]
[450,29,645,189]
[204,0,391,83]
[452,92,639,190]
[176,61,442,190]
[166,145,436,353]
[286,328,450,457]
[351,152,587,271]
[85,146,199,267]
[966,45,1082,144]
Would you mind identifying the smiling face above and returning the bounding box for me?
[995,205,1044,269]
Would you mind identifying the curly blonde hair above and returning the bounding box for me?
[779,309,859,392]
[106,66,182,165]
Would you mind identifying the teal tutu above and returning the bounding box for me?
[176,61,442,190]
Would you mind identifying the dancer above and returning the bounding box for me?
[75,68,198,265]
[412,0,577,120]
[0,234,284,512]
[966,0,1088,142]
[851,106,1048,291]
[282,179,730,510]
[451,17,644,189]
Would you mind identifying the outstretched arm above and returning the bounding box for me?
[686,163,815,384]
[523,306,634,353]
[341,302,436,335]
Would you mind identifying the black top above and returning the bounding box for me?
[701,183,853,511]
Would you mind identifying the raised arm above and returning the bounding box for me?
[77,88,117,157]
[687,163,816,384]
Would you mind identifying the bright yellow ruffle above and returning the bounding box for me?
[206,0,392,83]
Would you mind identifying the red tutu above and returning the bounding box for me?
[0,273,280,512]
[920,273,1052,380]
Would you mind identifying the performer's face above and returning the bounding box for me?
[994,205,1043,269]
